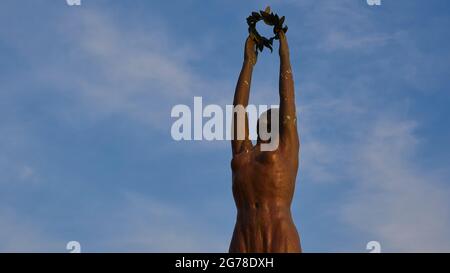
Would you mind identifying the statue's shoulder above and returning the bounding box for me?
[231,142,256,170]
[231,150,251,171]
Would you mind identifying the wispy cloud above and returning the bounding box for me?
[40,10,202,129]
[289,0,450,251]
[0,208,62,252]
[341,117,450,252]
[320,30,392,51]
[88,192,229,252]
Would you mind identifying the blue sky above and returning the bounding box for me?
[1,0,450,252]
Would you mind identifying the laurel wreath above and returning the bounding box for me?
[246,6,288,53]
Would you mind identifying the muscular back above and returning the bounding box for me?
[231,145,298,210]
[229,142,301,252]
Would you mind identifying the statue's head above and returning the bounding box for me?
[257,108,279,148]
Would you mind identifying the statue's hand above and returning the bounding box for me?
[244,36,257,65]
[278,30,286,40]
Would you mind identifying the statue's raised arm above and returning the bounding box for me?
[231,37,257,156]
[278,31,299,153]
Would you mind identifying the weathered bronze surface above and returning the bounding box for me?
[229,29,301,253]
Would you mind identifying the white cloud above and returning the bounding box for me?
[17,165,37,182]
[0,124,39,184]
[341,118,450,252]
[93,192,229,252]
[0,208,62,252]
[320,30,392,51]
[298,66,450,251]
[280,0,394,52]
[30,10,223,131]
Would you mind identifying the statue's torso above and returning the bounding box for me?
[229,144,301,253]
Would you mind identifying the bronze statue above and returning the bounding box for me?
[229,9,301,253]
